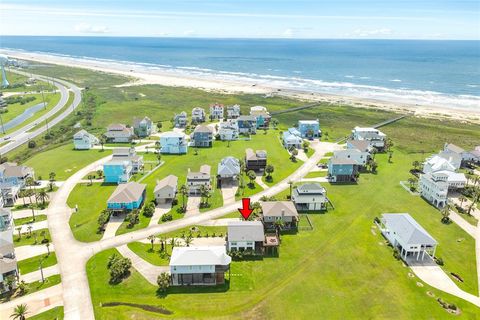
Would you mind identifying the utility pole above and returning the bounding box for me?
[40,84,47,110]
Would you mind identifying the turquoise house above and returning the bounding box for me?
[103,160,132,184]
[107,182,146,211]
[327,158,358,183]
[160,132,188,154]
[298,120,321,139]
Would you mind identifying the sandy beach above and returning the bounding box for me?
[3,49,480,124]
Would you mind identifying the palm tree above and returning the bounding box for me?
[36,190,49,206]
[40,230,47,242]
[441,204,451,224]
[388,150,393,163]
[87,174,93,186]
[412,160,420,171]
[265,164,274,180]
[100,135,106,151]
[16,226,22,240]
[27,225,33,237]
[247,170,256,187]
[48,172,56,182]
[200,185,210,206]
[25,177,35,204]
[10,304,29,320]
[19,190,27,206]
[290,148,298,161]
[407,177,417,190]
[179,184,187,211]
[459,195,467,210]
[170,237,177,251]
[288,181,293,199]
[147,235,156,251]
[271,118,279,129]
[45,242,51,255]
[183,234,193,247]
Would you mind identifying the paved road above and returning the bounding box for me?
[39,140,337,320]
[0,70,81,155]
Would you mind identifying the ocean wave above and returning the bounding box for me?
[2,47,479,111]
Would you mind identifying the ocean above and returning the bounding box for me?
[1,36,479,110]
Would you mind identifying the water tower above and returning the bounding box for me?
[0,54,10,88]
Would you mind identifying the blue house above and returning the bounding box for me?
[73,130,99,150]
[191,125,214,147]
[237,115,257,134]
[160,132,188,154]
[103,160,132,184]
[107,182,146,212]
[282,128,302,149]
[327,157,358,183]
[298,120,321,139]
[250,106,271,129]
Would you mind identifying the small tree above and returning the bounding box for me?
[157,121,163,132]
[388,151,394,163]
[179,184,188,211]
[271,118,279,129]
[302,141,309,152]
[441,205,451,224]
[27,225,33,237]
[142,202,155,217]
[147,234,156,251]
[157,272,170,293]
[36,190,49,206]
[100,135,106,151]
[265,164,274,181]
[10,303,29,320]
[16,226,22,240]
[407,177,417,191]
[107,255,132,284]
[290,148,298,161]
[45,242,51,255]
[247,170,256,187]
[48,172,56,182]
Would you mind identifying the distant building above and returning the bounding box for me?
[217,157,240,186]
[209,103,224,120]
[103,148,143,184]
[73,129,99,150]
[423,154,457,174]
[227,221,265,252]
[133,116,153,138]
[226,104,241,119]
[378,213,437,262]
[160,132,188,154]
[245,149,267,171]
[327,156,358,183]
[351,127,386,150]
[298,120,321,139]
[169,246,231,286]
[250,106,270,129]
[292,183,328,211]
[261,201,299,230]
[107,181,146,212]
[191,107,206,123]
[218,120,239,141]
[237,115,257,134]
[154,175,178,204]
[173,112,188,128]
[0,208,18,293]
[187,165,211,195]
[191,125,214,148]
[105,124,134,143]
[282,128,303,149]
[347,140,373,154]
[443,143,477,165]
[0,163,35,206]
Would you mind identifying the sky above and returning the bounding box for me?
[0,0,479,40]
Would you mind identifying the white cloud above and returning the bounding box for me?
[183,30,196,36]
[74,23,110,34]
[351,28,393,37]
[283,28,294,38]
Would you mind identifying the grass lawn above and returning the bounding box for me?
[0,275,61,304]
[14,214,47,226]
[235,181,263,200]
[199,188,223,213]
[303,170,327,178]
[18,253,57,275]
[0,71,56,93]
[126,242,170,266]
[85,147,479,319]
[27,306,64,320]
[23,144,112,181]
[14,228,51,247]
[67,183,117,242]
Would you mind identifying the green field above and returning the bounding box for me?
[0,70,56,93]
[14,228,51,247]
[14,214,47,226]
[126,242,170,266]
[67,183,117,242]
[18,253,57,275]
[24,144,111,181]
[28,306,64,320]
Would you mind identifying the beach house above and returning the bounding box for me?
[209,103,224,120]
[245,149,267,171]
[298,120,321,139]
[103,160,132,184]
[191,107,206,123]
[154,175,178,204]
[105,123,134,143]
[173,112,188,128]
[261,201,299,230]
[0,163,35,206]
[237,115,257,134]
[423,154,457,173]
[0,208,18,293]
[217,157,240,186]
[347,139,373,154]
[282,128,303,149]
[250,106,270,129]
[377,213,437,262]
[333,149,369,167]
[112,147,144,173]
[169,246,231,286]
[187,165,211,195]
[471,146,480,164]
[107,181,146,212]
[160,132,188,154]
[73,129,99,150]
[327,156,358,183]
[226,104,241,119]
[292,183,328,211]
[191,125,214,147]
[227,221,265,252]
[133,116,153,138]
[443,143,478,165]
[218,120,239,141]
[351,127,386,150]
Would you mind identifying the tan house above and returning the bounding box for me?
[261,201,299,230]
[154,175,178,204]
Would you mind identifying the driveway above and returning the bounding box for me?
[185,196,201,217]
[15,244,55,261]
[20,265,60,282]
[221,182,238,205]
[149,203,172,227]
[102,213,126,240]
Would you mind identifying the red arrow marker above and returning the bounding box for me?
[238,198,253,220]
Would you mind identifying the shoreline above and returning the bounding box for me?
[2,49,480,124]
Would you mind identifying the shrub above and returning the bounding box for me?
[435,257,444,266]
[373,217,380,224]
[393,248,401,260]
[142,203,155,217]
[28,140,37,148]
[157,272,171,293]
[126,210,140,228]
[161,213,173,222]
[171,198,178,205]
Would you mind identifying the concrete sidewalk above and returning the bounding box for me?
[15,244,55,261]
[20,265,60,283]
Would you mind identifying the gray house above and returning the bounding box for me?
[133,116,153,138]
[187,165,211,195]
[191,107,206,123]
[154,175,178,204]
[226,104,241,119]
[292,183,328,211]
[217,157,240,187]
[261,201,299,230]
[174,112,188,128]
[237,115,257,134]
[191,125,214,147]
[227,220,265,252]
[105,124,134,143]
[378,213,438,262]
